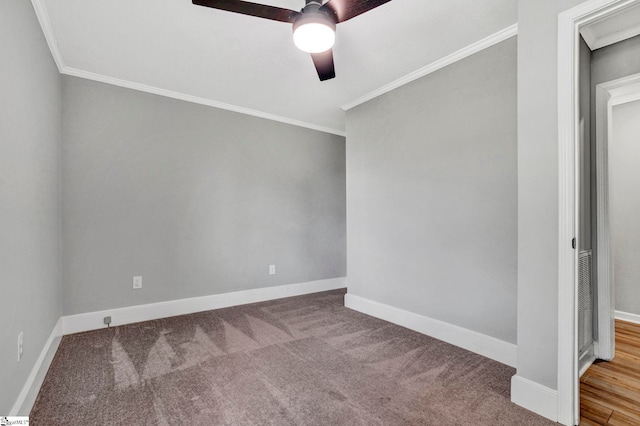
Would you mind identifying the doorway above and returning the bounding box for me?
[592,73,640,362]
[578,75,640,425]
[558,1,640,424]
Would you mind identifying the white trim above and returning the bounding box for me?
[557,2,640,425]
[10,279,345,414]
[62,277,346,335]
[595,82,615,361]
[557,8,581,424]
[511,375,559,422]
[30,0,64,72]
[344,293,516,367]
[10,318,63,416]
[578,349,596,378]
[593,73,640,360]
[580,25,600,49]
[616,309,640,324]
[589,24,640,50]
[340,24,518,111]
[62,67,346,137]
[580,8,640,50]
[29,0,345,137]
[599,73,640,106]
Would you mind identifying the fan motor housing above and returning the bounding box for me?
[293,2,337,32]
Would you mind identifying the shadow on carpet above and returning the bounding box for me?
[31,289,553,425]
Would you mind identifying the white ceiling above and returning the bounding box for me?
[34,0,517,134]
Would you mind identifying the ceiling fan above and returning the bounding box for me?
[192,0,392,81]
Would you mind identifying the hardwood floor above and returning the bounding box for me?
[580,320,640,425]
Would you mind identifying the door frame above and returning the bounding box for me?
[558,1,640,425]
[593,73,640,360]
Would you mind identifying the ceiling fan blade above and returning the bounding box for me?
[321,0,392,23]
[311,49,336,81]
[192,0,301,23]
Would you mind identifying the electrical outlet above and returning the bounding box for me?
[18,332,23,362]
[104,316,112,327]
[133,276,142,289]
[269,265,276,275]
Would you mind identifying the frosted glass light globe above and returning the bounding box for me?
[293,22,335,53]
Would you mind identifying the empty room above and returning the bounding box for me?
[2,0,639,425]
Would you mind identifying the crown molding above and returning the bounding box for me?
[341,23,518,111]
[62,67,346,137]
[32,0,514,136]
[31,0,64,72]
[29,0,346,137]
[580,4,640,50]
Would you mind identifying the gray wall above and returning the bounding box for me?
[0,0,62,414]
[611,100,640,315]
[61,77,346,315]
[346,38,517,343]
[516,0,588,390]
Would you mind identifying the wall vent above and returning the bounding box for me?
[578,250,594,354]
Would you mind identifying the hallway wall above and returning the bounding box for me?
[611,100,640,316]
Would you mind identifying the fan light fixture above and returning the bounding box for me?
[293,21,335,53]
[192,0,393,81]
[292,6,336,54]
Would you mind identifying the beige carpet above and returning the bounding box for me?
[31,289,553,425]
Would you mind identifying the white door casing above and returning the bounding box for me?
[593,73,640,360]
[558,1,640,425]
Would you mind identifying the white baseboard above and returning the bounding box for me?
[344,293,517,367]
[615,309,640,325]
[10,317,63,416]
[510,375,558,422]
[10,278,345,416]
[62,277,346,335]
